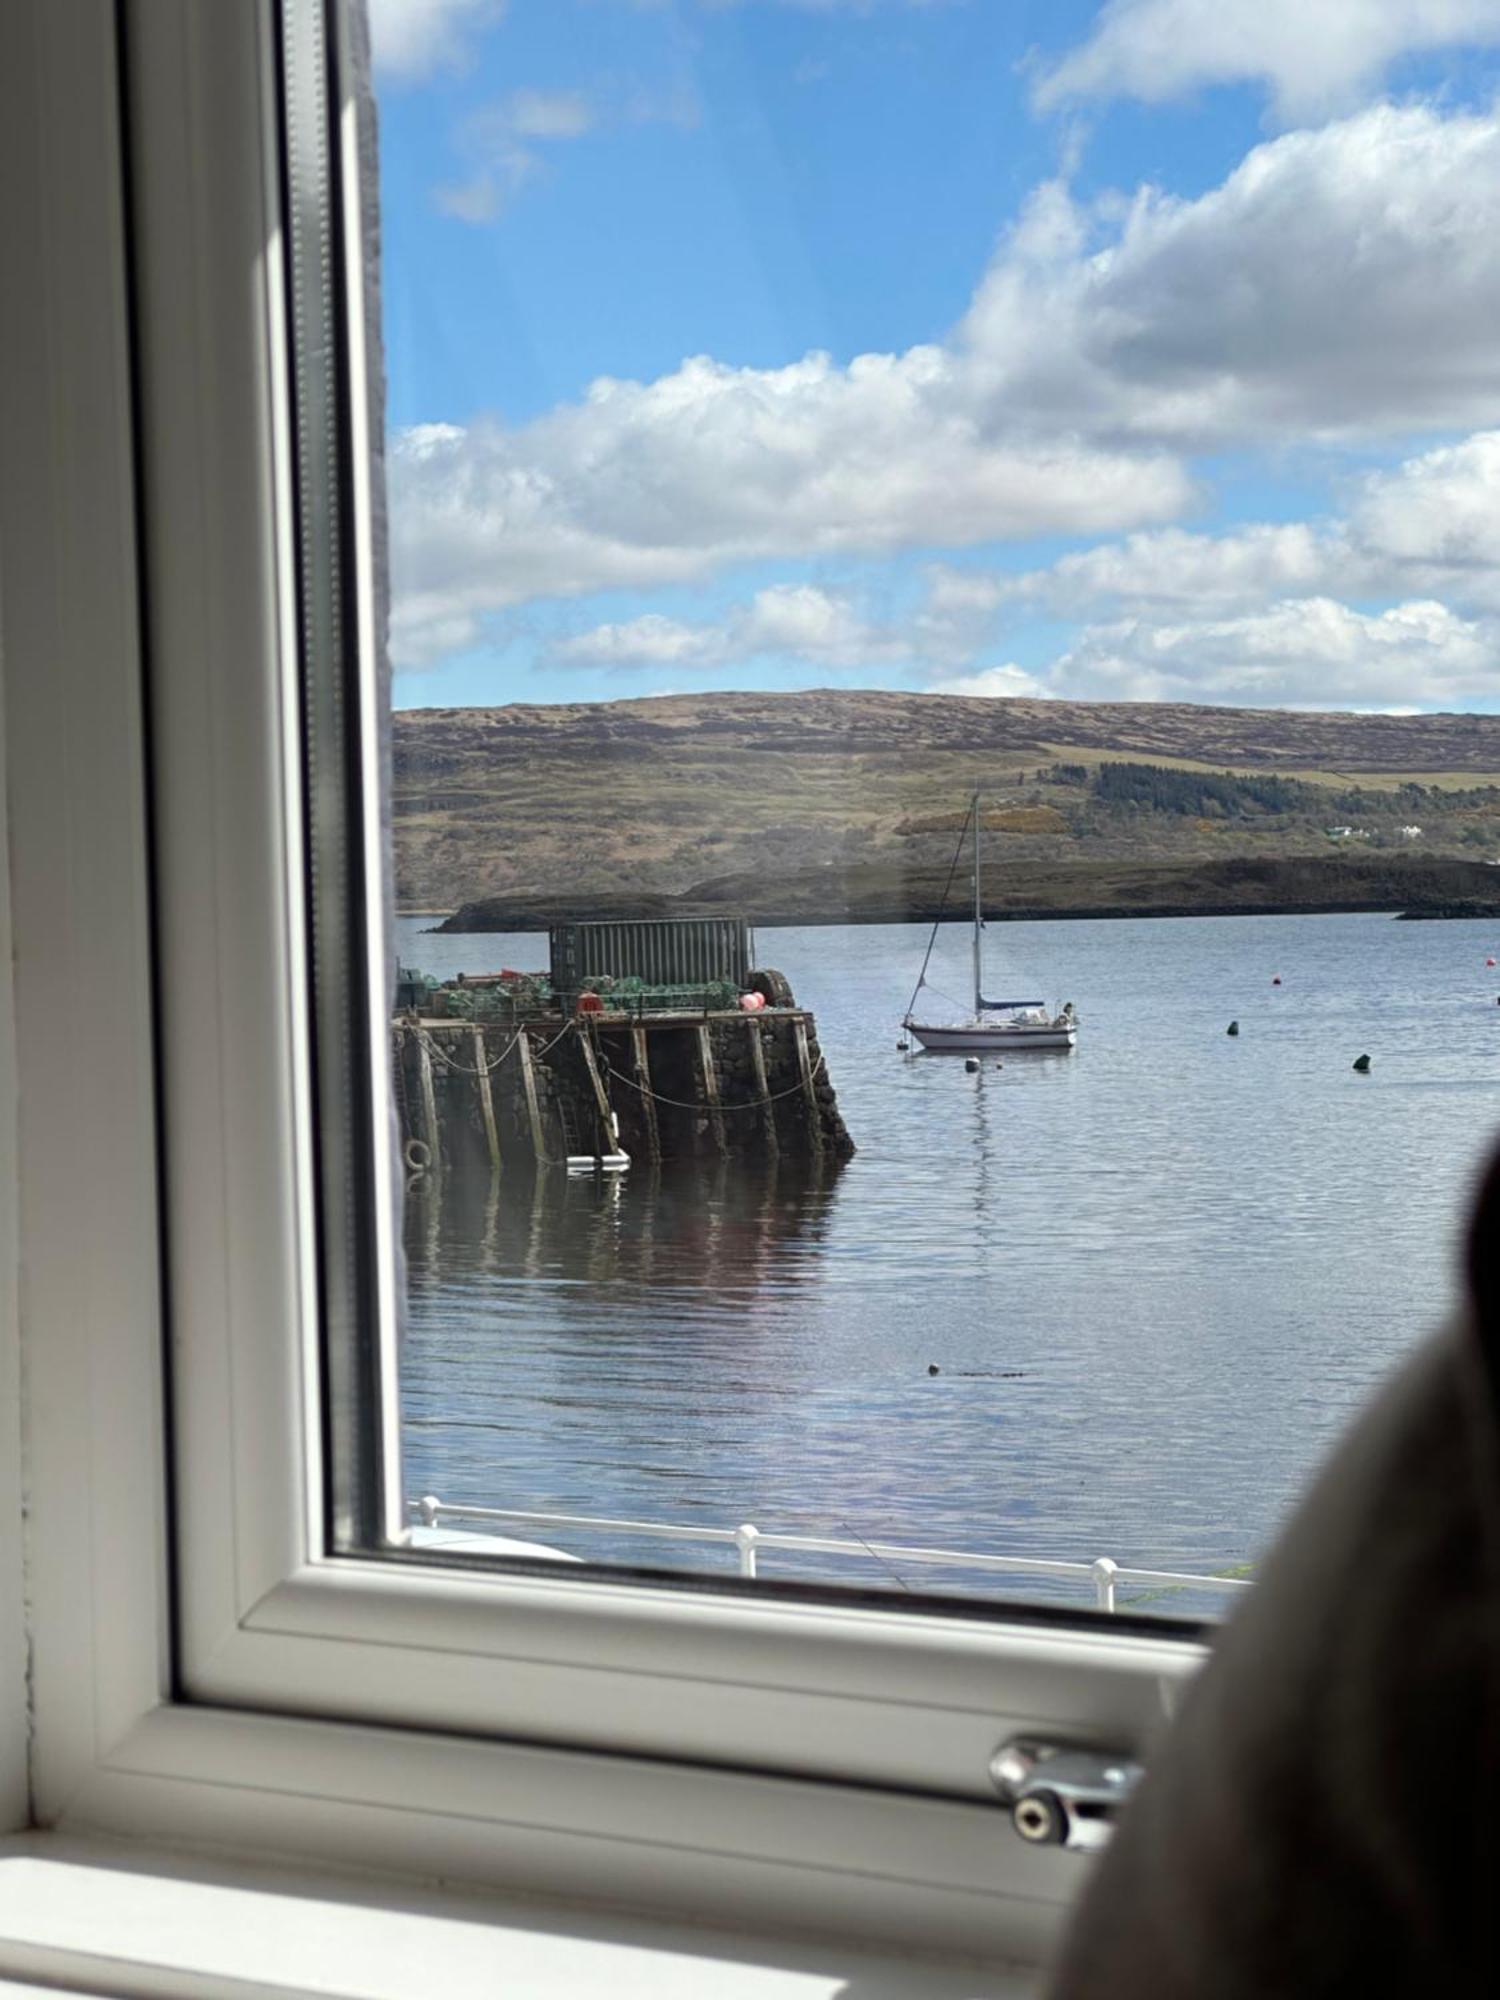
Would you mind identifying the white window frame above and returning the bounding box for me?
[0,0,1204,1963]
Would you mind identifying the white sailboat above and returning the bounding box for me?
[903,794,1078,1053]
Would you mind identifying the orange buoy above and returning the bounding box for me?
[1488,957,1496,967]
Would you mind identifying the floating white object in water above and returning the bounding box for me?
[965,1056,980,1073]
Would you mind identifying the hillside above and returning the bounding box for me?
[390,691,1500,928]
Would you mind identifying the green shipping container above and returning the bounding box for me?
[549,917,751,996]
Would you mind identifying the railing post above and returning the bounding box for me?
[734,1523,760,1579]
[1091,1556,1119,1612]
[418,1494,441,1528]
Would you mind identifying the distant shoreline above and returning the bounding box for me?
[418,895,1500,935]
[414,851,1500,934]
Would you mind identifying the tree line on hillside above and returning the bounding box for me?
[1093,763,1311,818]
[1038,762,1500,827]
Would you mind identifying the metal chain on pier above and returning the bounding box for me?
[599,1046,827,1112]
[408,1019,573,1078]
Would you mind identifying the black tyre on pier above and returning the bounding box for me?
[747,967,794,1008]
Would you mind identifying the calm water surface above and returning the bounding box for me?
[396,912,1500,1602]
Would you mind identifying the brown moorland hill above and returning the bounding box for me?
[390,690,1500,927]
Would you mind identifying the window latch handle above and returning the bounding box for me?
[989,1737,1143,1853]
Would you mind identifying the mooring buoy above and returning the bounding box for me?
[964,1056,980,1073]
[928,1364,941,1376]
[896,1039,910,1052]
[1352,1053,1371,1072]
[1227,1020,1240,1036]
[1271,975,1282,987]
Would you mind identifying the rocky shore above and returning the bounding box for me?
[433,854,1500,932]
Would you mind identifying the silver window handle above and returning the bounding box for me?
[989,1737,1144,1853]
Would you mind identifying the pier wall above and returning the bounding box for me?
[393,1009,853,1178]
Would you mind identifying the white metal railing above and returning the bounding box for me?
[410,1495,1252,1612]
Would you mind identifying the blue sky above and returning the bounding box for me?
[371,0,1500,713]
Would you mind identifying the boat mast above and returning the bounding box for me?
[971,790,983,1015]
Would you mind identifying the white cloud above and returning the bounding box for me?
[368,0,503,83]
[993,431,1500,626]
[546,566,1019,676]
[1043,598,1496,707]
[390,606,486,667]
[552,584,922,672]
[1351,430,1500,576]
[961,105,1500,447]
[922,565,1008,618]
[434,80,699,223]
[924,665,1050,700]
[432,178,514,225]
[393,102,1500,667]
[554,612,724,671]
[502,88,594,139]
[918,428,1500,709]
[1034,0,1500,123]
[694,1,953,10]
[543,440,1500,703]
[388,379,1189,661]
[1010,522,1341,619]
[436,89,596,222]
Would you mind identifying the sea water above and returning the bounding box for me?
[396,911,1500,1604]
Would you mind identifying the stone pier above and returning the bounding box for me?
[392,1007,854,1178]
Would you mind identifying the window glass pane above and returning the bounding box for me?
[350,0,1500,1617]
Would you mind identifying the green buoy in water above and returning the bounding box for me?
[1352,1053,1372,1073]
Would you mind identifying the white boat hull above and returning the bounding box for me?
[907,1021,1077,1052]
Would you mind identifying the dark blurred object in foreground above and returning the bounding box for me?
[1046,1147,1500,1999]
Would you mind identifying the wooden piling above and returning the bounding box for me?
[575,1024,617,1159]
[745,1018,778,1160]
[473,1026,501,1175]
[792,1017,824,1157]
[514,1027,548,1165]
[416,1031,443,1174]
[696,1024,728,1157]
[631,1026,660,1162]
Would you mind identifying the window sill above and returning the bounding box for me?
[0,1833,1037,1999]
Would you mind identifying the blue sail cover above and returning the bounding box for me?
[979,997,1046,1010]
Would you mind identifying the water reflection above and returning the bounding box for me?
[405,1153,844,1298]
